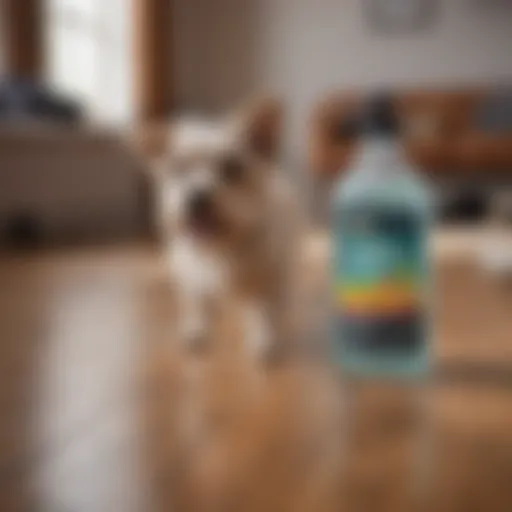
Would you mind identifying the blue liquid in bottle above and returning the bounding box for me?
[332,95,434,379]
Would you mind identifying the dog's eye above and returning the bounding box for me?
[220,157,244,184]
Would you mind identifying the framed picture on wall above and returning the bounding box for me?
[365,0,439,34]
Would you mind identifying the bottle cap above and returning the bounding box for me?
[360,93,400,137]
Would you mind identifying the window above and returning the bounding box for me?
[45,0,133,124]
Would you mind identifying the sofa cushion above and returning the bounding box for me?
[451,134,512,172]
[403,113,445,142]
[405,139,454,173]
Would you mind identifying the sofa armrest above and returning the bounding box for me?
[451,133,512,172]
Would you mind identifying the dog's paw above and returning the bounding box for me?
[179,317,209,351]
[260,342,288,368]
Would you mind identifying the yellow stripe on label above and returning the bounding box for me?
[338,282,420,314]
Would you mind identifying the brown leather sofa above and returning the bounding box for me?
[310,88,512,179]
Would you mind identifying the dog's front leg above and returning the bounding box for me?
[169,242,210,348]
[176,282,209,348]
[242,299,296,363]
[265,273,303,362]
[170,239,224,349]
[267,301,293,362]
[241,301,271,359]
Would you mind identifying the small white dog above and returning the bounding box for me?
[155,100,303,359]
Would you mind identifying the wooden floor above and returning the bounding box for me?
[0,231,512,511]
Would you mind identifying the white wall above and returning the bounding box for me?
[174,0,512,157]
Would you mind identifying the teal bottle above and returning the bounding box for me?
[331,95,434,379]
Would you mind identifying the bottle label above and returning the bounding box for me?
[335,209,426,352]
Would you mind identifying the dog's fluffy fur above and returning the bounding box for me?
[156,100,303,358]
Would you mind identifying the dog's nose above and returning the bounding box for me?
[189,190,213,219]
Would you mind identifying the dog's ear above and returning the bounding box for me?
[235,97,284,160]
